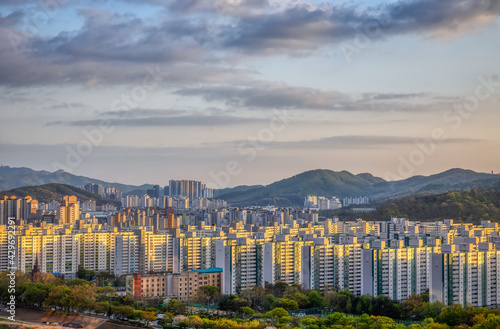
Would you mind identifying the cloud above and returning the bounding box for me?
[175,81,348,109]
[221,135,483,149]
[0,10,23,27]
[46,114,269,127]
[101,108,186,117]
[41,102,86,111]
[0,8,257,87]
[221,0,500,54]
[175,82,448,111]
[0,0,498,87]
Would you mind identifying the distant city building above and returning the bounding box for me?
[126,268,222,301]
[81,200,96,212]
[169,180,213,199]
[9,194,500,308]
[304,195,342,210]
[58,195,80,224]
[0,195,38,224]
[84,183,105,196]
[84,183,121,200]
[147,185,160,198]
[343,196,370,207]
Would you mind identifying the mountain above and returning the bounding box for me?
[213,185,264,197]
[217,169,389,206]
[323,187,500,223]
[372,168,500,200]
[2,166,500,207]
[1,183,121,206]
[0,166,153,193]
[217,168,500,206]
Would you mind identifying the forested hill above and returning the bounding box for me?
[323,187,500,223]
[1,183,120,206]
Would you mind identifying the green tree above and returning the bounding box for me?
[325,312,347,326]
[474,314,500,329]
[93,301,109,315]
[45,285,72,311]
[240,306,255,318]
[421,301,445,319]
[167,299,186,314]
[142,311,157,327]
[193,285,221,305]
[97,286,118,301]
[67,278,92,287]
[355,300,363,314]
[263,294,277,311]
[232,297,249,308]
[373,316,395,329]
[20,282,50,309]
[71,284,97,312]
[267,307,289,319]
[116,305,135,319]
[308,291,325,308]
[273,282,289,298]
[187,315,204,329]
[240,286,267,311]
[293,292,309,309]
[219,294,241,310]
[76,266,96,281]
[274,298,298,311]
[436,304,468,327]
[400,294,425,320]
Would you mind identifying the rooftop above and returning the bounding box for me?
[192,267,223,274]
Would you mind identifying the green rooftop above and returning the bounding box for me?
[192,267,223,274]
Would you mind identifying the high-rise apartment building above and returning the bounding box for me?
[169,180,213,199]
[59,196,80,224]
[0,195,38,224]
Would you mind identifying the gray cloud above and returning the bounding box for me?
[101,108,187,117]
[42,102,86,111]
[175,81,348,110]
[221,0,500,54]
[0,10,23,27]
[175,82,447,111]
[0,0,497,87]
[0,9,255,86]
[222,135,483,149]
[46,114,269,127]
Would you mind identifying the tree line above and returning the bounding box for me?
[3,270,500,329]
[322,188,500,223]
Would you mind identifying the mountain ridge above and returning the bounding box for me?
[217,168,500,206]
[1,166,500,207]
[1,183,121,206]
[322,186,500,223]
[0,165,153,192]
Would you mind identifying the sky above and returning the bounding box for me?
[0,0,499,188]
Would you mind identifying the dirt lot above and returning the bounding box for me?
[1,309,107,329]
[95,322,141,329]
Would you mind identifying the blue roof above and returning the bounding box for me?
[51,272,63,275]
[192,267,223,274]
